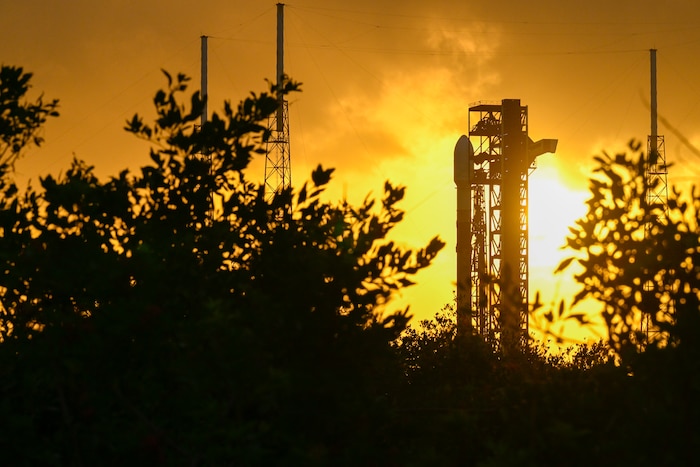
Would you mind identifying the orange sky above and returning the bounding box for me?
[3,1,700,341]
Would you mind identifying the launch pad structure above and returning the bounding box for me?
[454,99,557,353]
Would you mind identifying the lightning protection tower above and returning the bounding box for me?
[642,48,670,342]
[645,49,669,222]
[454,99,557,354]
[197,35,215,223]
[264,3,291,208]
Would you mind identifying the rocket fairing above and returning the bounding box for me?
[453,134,473,186]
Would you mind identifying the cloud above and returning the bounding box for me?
[292,15,504,169]
[425,20,502,89]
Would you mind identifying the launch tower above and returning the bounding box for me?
[454,99,556,353]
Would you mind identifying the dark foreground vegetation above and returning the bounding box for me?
[0,66,699,465]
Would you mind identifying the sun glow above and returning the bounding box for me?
[528,162,608,342]
[528,162,588,272]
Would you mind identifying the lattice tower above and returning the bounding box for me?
[455,99,556,354]
[641,49,671,344]
[264,99,291,203]
[264,3,291,211]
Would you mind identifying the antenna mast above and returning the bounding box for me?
[264,3,291,208]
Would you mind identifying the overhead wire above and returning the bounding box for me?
[286,6,373,160]
[287,4,457,219]
[205,5,275,43]
[25,37,201,177]
[30,4,281,178]
[24,2,700,210]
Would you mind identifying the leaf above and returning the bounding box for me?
[161,69,172,87]
[557,300,565,319]
[569,313,589,325]
[297,182,308,205]
[311,165,334,187]
[554,256,575,274]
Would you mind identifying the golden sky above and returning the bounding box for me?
[3,0,700,341]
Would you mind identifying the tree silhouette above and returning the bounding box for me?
[0,69,444,464]
[5,65,699,467]
[556,141,700,358]
[0,65,58,168]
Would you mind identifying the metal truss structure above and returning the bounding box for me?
[455,99,556,353]
[264,3,291,211]
[642,134,671,342]
[645,135,669,222]
[641,49,672,343]
[264,99,291,205]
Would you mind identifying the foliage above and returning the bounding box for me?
[556,140,700,357]
[0,69,444,464]
[0,65,59,168]
[2,65,699,466]
[393,307,623,467]
[519,141,700,465]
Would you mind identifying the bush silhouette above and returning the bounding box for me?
[0,69,443,464]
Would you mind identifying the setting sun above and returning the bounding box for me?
[528,163,608,342]
[528,164,588,272]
